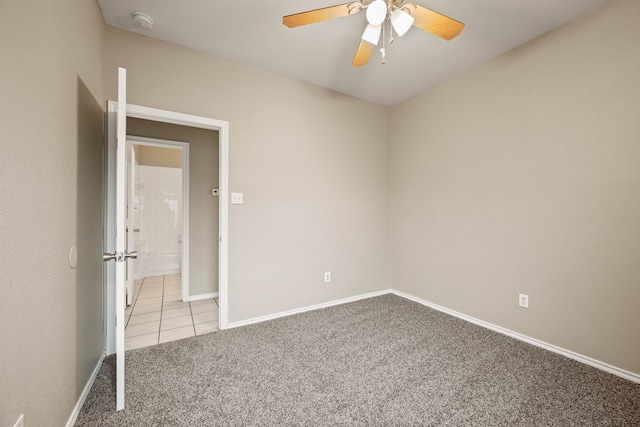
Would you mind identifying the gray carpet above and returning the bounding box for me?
[75,294,640,426]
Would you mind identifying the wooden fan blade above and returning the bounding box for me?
[352,39,375,67]
[283,3,361,28]
[405,2,464,41]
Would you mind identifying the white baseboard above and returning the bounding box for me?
[189,286,639,384]
[392,289,640,384]
[188,292,218,302]
[226,289,392,329]
[66,352,106,427]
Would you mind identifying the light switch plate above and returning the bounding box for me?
[231,192,243,204]
[211,188,219,197]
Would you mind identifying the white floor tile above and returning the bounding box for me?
[163,300,190,310]
[193,311,217,324]
[163,288,182,296]
[141,281,163,287]
[125,274,219,348]
[128,311,161,325]
[161,315,193,331]
[191,302,217,314]
[142,282,163,288]
[135,296,162,306]
[195,321,219,335]
[125,321,160,338]
[132,303,162,315]
[125,332,158,351]
[191,298,216,306]
[162,307,192,319]
[159,326,195,344]
[138,289,163,298]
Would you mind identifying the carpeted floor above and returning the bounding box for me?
[75,294,640,426]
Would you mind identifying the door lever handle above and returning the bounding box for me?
[103,251,137,262]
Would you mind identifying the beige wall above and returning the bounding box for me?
[135,144,183,168]
[128,118,220,296]
[0,1,105,426]
[391,0,640,375]
[106,25,392,322]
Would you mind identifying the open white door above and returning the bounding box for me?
[126,143,136,305]
[101,66,129,412]
[103,67,129,411]
[115,67,128,411]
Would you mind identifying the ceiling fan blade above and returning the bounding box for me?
[352,39,375,67]
[283,2,362,28]
[404,2,464,41]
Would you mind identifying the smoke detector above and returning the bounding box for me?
[132,12,154,30]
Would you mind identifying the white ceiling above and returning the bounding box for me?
[98,0,612,106]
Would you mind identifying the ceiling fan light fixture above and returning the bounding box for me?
[366,0,387,26]
[390,8,414,37]
[362,24,382,45]
[282,1,464,67]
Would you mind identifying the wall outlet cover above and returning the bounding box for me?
[519,293,529,308]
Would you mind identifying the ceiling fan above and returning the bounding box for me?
[283,0,464,67]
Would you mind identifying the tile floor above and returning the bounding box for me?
[125,274,219,351]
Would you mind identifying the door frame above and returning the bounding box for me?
[105,102,230,355]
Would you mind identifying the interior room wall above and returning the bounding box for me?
[135,144,183,168]
[390,0,640,376]
[0,1,106,426]
[107,27,392,322]
[128,118,220,297]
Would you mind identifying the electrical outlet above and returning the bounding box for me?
[519,293,529,308]
[324,272,331,283]
[231,192,243,204]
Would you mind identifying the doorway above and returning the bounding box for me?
[123,132,221,350]
[105,103,229,356]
